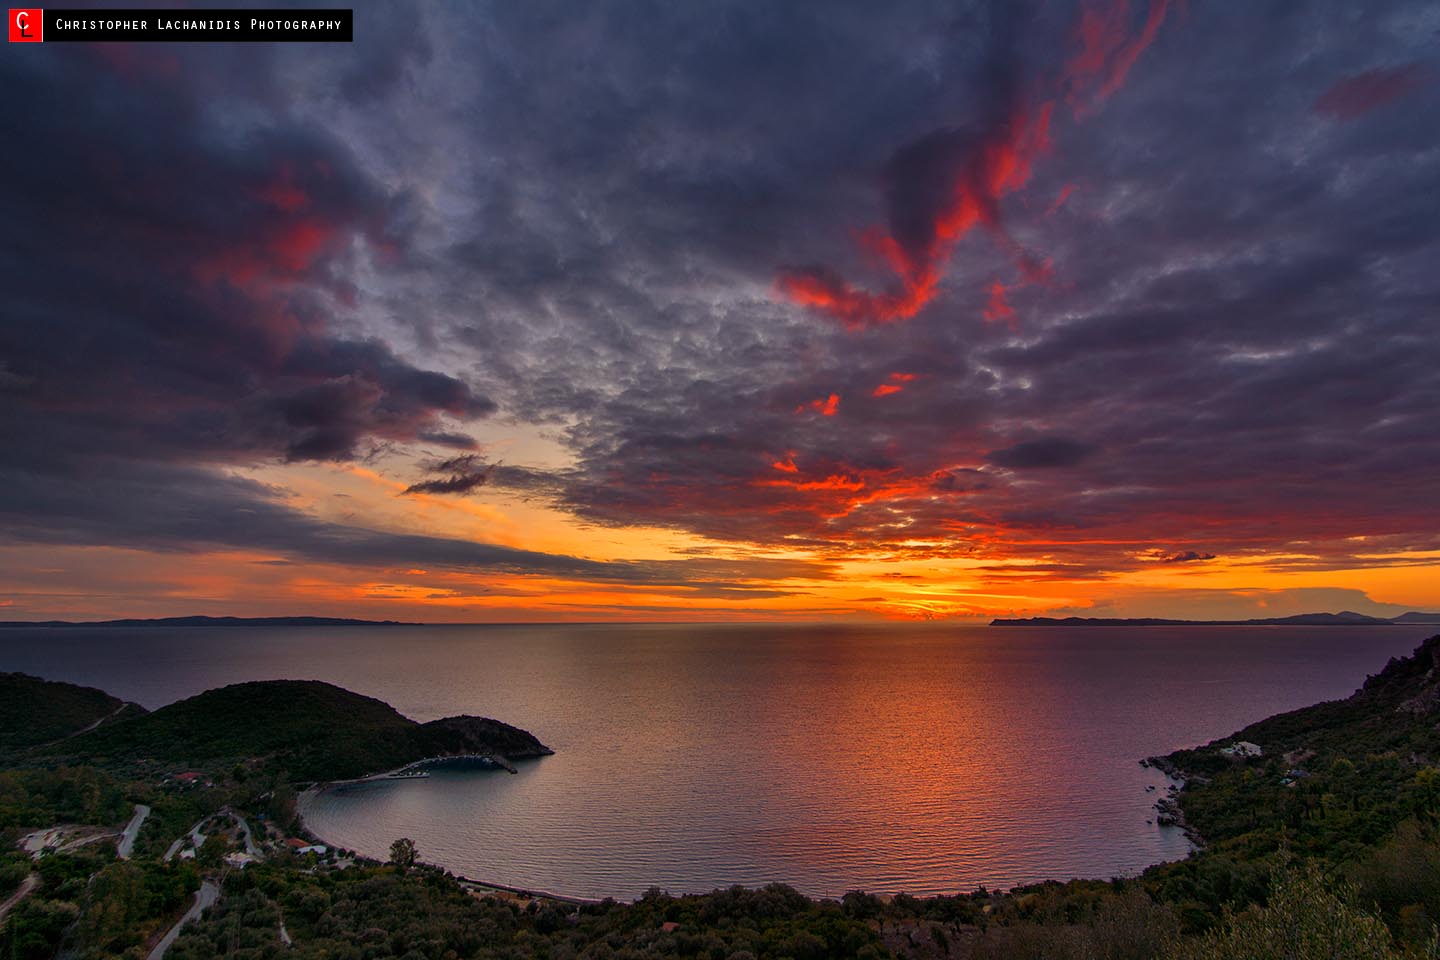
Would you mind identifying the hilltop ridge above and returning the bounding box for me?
[23,677,551,781]
[0,672,145,756]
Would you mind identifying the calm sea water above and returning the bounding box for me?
[1,622,1432,899]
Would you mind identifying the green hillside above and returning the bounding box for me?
[0,672,140,757]
[1157,634,1440,860]
[40,679,550,781]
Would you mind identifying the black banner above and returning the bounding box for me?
[38,8,352,42]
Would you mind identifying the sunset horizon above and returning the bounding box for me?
[4,3,1438,625]
[4,4,1440,954]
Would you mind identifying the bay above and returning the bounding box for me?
[1,622,1430,899]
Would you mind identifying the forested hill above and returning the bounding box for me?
[1163,634,1440,775]
[0,672,144,757]
[1155,634,1440,858]
[27,678,551,781]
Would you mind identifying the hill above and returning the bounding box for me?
[38,679,551,781]
[1392,612,1440,624]
[1162,633,1440,774]
[991,610,1415,626]
[1153,634,1440,858]
[0,672,144,757]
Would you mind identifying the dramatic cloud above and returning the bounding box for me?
[0,458,830,592]
[436,0,1440,581]
[1,46,493,470]
[776,0,1172,329]
[3,2,1439,617]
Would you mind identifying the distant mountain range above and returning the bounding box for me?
[992,610,1440,626]
[0,615,419,628]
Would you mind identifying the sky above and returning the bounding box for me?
[2,1,1438,623]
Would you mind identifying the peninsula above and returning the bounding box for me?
[4,675,551,782]
[991,610,1440,626]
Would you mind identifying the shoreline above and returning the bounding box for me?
[297,777,601,906]
[298,756,1197,906]
[1140,757,1204,847]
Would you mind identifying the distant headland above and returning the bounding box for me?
[0,615,421,628]
[991,610,1440,626]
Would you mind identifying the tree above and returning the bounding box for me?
[389,837,418,871]
[197,834,228,869]
[1167,866,1403,960]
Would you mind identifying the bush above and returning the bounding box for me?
[1166,867,1403,960]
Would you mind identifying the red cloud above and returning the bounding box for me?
[777,1,1173,329]
[871,372,918,397]
[795,393,841,416]
[1045,183,1078,216]
[1315,63,1430,121]
[983,281,1015,323]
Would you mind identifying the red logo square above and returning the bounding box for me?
[9,8,41,42]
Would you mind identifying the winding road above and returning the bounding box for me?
[228,808,260,857]
[146,880,218,960]
[163,816,210,862]
[117,804,151,859]
[0,874,40,927]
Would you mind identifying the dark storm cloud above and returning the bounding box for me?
[1152,552,1217,565]
[0,37,670,584]
[0,44,491,468]
[404,0,1439,575]
[4,0,1440,588]
[987,438,1094,469]
[881,3,1031,260]
[417,431,480,450]
[404,455,492,496]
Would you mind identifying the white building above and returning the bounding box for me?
[1219,740,1263,758]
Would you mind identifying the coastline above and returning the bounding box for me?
[1139,757,1203,847]
[10,632,1440,960]
[297,754,1199,905]
[153,631,1440,909]
[297,771,602,907]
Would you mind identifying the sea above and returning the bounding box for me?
[1,622,1432,900]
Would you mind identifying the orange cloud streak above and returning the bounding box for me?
[872,371,918,397]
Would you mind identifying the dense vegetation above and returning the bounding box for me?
[0,767,131,832]
[0,674,135,757]
[170,867,896,960]
[4,638,1440,959]
[0,846,201,960]
[1156,635,1440,868]
[36,680,552,782]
